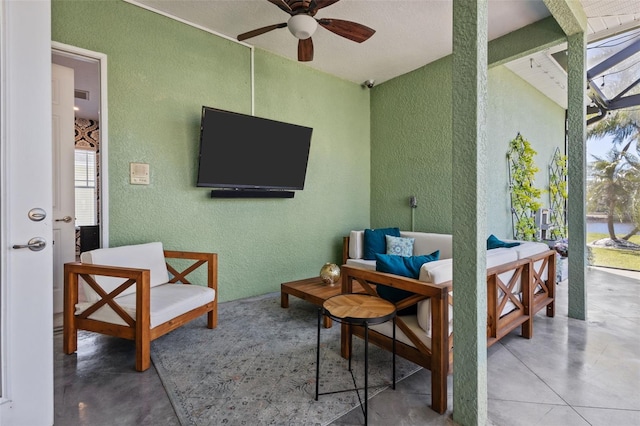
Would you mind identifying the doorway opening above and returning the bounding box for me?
[51,44,109,324]
[52,50,102,256]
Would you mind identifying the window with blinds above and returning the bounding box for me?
[75,149,97,226]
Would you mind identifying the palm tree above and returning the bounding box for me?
[620,157,640,239]
[587,110,640,241]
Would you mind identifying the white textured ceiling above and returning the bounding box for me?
[128,0,552,85]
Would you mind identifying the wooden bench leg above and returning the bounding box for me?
[281,287,331,327]
[63,266,78,354]
[207,304,217,329]
[136,288,151,372]
[63,321,77,355]
[547,278,555,317]
[522,317,533,339]
[546,300,555,317]
[431,375,447,414]
[63,305,77,354]
[62,265,78,355]
[136,334,151,372]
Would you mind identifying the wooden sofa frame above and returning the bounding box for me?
[63,250,218,371]
[340,237,556,413]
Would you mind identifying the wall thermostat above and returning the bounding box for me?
[130,162,150,185]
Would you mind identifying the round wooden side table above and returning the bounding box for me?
[315,294,396,425]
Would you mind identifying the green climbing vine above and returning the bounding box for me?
[548,147,568,240]
[508,133,542,241]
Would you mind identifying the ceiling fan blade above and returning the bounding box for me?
[298,37,313,62]
[310,0,341,11]
[267,0,293,14]
[237,23,287,41]
[318,18,375,43]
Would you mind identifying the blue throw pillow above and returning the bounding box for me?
[487,234,521,250]
[363,227,401,260]
[374,251,440,315]
[375,251,440,278]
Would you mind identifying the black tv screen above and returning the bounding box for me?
[196,107,312,191]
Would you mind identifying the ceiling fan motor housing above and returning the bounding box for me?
[288,14,318,39]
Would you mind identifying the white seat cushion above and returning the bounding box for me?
[505,240,550,258]
[345,258,376,270]
[80,242,169,303]
[503,240,551,281]
[75,283,215,328]
[418,258,453,284]
[416,250,519,337]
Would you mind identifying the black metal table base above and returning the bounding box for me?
[315,307,396,425]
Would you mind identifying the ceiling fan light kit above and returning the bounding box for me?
[237,0,375,62]
[288,14,317,39]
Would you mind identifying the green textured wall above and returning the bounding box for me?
[370,57,454,233]
[487,66,566,238]
[370,61,565,238]
[52,0,370,302]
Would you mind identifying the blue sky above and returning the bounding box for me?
[586,133,638,164]
[587,134,614,161]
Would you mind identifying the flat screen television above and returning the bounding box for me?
[196,106,313,198]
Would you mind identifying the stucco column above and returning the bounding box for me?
[452,0,488,424]
[567,31,587,320]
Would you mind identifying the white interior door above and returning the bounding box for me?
[0,0,54,424]
[52,63,76,314]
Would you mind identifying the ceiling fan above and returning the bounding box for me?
[237,0,375,62]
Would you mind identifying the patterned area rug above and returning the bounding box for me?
[151,293,421,425]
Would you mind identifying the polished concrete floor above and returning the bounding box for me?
[54,267,640,425]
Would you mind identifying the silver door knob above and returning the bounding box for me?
[55,216,73,223]
[12,237,47,251]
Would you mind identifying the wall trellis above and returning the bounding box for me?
[508,133,542,241]
[548,147,567,240]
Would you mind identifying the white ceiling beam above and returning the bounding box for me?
[543,0,588,36]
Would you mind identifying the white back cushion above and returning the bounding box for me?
[348,230,365,259]
[486,249,519,271]
[348,230,454,260]
[80,242,169,303]
[401,232,453,259]
[505,240,550,259]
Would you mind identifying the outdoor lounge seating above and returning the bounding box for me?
[63,242,217,371]
[340,230,556,413]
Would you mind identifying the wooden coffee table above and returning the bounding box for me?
[281,276,366,328]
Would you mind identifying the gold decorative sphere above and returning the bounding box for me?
[319,262,341,285]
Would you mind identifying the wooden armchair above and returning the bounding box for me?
[63,242,217,371]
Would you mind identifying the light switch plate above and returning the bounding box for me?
[130,162,150,185]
